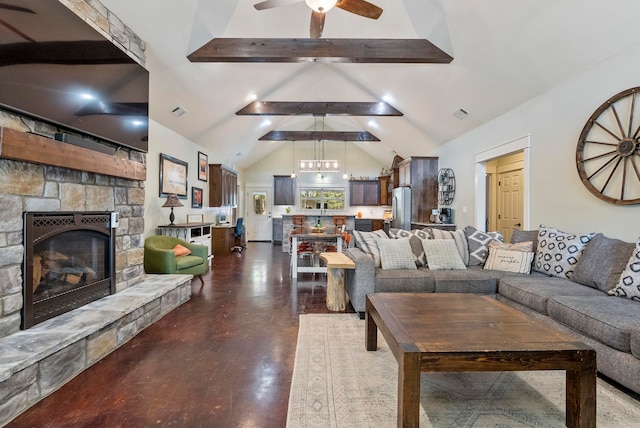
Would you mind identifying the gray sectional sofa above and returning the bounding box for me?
[344,227,640,395]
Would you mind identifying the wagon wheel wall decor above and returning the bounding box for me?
[577,86,640,205]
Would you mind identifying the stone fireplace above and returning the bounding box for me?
[23,211,117,329]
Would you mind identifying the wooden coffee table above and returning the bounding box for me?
[365,293,596,428]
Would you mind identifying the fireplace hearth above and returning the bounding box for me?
[23,212,116,329]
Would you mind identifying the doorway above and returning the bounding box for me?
[474,135,530,239]
[486,152,525,243]
[246,187,272,242]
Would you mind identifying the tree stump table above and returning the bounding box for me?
[319,252,356,311]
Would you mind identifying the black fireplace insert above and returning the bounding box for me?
[22,212,116,329]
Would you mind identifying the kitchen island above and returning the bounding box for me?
[281,214,355,252]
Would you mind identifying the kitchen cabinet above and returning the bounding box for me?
[272,217,283,244]
[354,218,385,232]
[209,164,237,207]
[273,175,296,206]
[349,180,380,206]
[397,157,439,224]
[378,175,391,206]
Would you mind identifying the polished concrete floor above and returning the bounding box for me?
[8,243,352,428]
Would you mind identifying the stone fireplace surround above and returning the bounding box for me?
[0,1,194,424]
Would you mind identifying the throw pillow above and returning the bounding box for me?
[173,244,191,257]
[352,229,388,268]
[388,228,430,266]
[571,233,635,292]
[421,239,467,270]
[464,226,504,266]
[422,228,470,265]
[484,247,534,274]
[533,225,595,280]
[609,239,640,301]
[377,238,417,270]
[511,229,539,250]
[489,240,534,252]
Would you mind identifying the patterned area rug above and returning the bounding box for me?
[287,314,640,427]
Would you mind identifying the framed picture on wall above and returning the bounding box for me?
[192,187,203,208]
[159,153,188,198]
[198,151,208,181]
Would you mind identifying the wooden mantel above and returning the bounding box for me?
[0,127,146,181]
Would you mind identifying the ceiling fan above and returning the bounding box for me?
[253,0,383,39]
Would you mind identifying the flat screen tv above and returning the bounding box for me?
[0,0,149,152]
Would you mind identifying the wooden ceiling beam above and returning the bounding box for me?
[259,131,380,141]
[188,38,453,64]
[237,101,402,116]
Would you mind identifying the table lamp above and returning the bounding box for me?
[162,194,183,225]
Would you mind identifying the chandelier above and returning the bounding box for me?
[298,115,339,173]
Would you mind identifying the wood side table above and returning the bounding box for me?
[319,252,355,311]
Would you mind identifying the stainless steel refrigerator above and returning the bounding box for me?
[391,187,411,230]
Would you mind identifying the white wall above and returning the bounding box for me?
[438,42,640,240]
[243,140,388,218]
[144,119,227,237]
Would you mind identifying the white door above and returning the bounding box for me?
[497,169,524,243]
[246,187,272,241]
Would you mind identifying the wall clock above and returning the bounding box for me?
[576,86,640,205]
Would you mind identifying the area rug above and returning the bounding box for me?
[286,314,640,427]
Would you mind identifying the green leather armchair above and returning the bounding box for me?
[144,235,208,284]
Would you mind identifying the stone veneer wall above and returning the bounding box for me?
[0,0,147,340]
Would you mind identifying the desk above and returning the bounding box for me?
[290,233,343,277]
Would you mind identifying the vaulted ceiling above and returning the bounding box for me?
[100,0,640,170]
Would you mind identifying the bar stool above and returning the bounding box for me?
[332,215,347,233]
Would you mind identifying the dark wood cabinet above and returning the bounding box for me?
[209,164,237,207]
[378,175,391,206]
[273,175,296,206]
[354,218,385,232]
[397,157,439,224]
[272,217,283,244]
[349,180,380,206]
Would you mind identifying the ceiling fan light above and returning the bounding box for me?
[305,0,336,13]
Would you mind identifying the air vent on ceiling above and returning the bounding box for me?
[453,108,469,120]
[171,106,187,117]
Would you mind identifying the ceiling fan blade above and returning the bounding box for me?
[0,3,35,13]
[253,0,303,10]
[335,0,382,19]
[310,11,325,39]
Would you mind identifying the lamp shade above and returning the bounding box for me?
[162,194,183,208]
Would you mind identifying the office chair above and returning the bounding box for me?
[231,217,246,252]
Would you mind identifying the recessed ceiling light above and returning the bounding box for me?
[453,108,469,120]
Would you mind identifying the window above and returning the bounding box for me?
[300,188,345,210]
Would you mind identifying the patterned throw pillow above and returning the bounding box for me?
[173,244,191,257]
[422,228,470,266]
[352,229,388,267]
[533,226,595,279]
[609,239,640,301]
[387,229,430,266]
[421,239,467,270]
[377,238,417,270]
[488,240,534,252]
[464,226,504,266]
[484,247,535,274]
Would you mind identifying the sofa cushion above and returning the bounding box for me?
[388,228,429,266]
[374,267,436,293]
[630,330,640,359]
[498,276,602,315]
[571,233,635,292]
[464,226,504,266]
[432,266,498,294]
[377,238,416,270]
[176,255,205,270]
[483,245,534,274]
[547,296,640,353]
[422,239,466,270]
[511,229,539,250]
[609,239,640,301]
[421,228,470,265]
[353,229,388,268]
[533,225,595,280]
